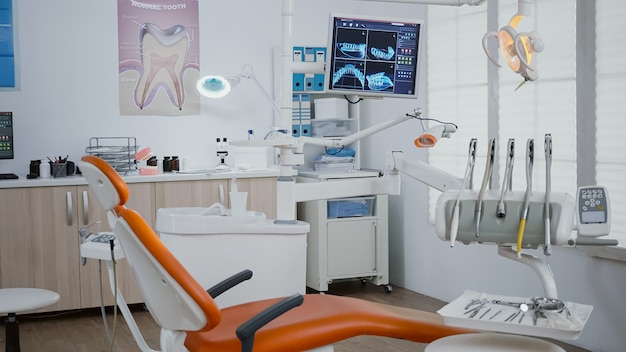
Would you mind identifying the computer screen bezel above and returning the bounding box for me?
[325,13,423,99]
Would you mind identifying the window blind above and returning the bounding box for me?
[427,0,577,228]
[595,0,626,246]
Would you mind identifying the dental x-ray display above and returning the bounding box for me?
[325,13,423,99]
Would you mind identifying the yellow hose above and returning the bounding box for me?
[517,218,527,256]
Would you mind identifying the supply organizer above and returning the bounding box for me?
[85,137,138,175]
[297,175,390,293]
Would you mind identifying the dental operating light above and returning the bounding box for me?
[414,124,458,148]
[482,0,544,90]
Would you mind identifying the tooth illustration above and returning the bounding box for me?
[135,23,190,110]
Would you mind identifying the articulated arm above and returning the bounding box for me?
[385,151,462,192]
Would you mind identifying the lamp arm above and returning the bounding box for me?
[249,75,282,118]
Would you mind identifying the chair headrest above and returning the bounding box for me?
[79,155,129,211]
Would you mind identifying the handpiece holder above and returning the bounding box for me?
[435,190,576,247]
[435,189,577,299]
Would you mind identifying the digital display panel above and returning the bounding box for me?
[0,112,14,159]
[326,14,423,99]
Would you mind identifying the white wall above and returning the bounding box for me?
[2,1,625,351]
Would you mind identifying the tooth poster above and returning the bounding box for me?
[0,0,15,88]
[118,0,200,116]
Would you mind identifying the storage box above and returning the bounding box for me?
[327,196,375,218]
[311,119,356,137]
[314,98,348,120]
[231,146,274,170]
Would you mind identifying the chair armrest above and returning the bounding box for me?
[206,269,253,298]
[236,293,304,352]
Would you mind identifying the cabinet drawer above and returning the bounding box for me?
[327,219,376,277]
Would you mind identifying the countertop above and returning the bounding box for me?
[0,168,283,189]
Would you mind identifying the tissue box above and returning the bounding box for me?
[231,146,274,170]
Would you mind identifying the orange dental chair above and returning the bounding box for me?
[79,155,475,352]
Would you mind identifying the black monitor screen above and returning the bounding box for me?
[326,14,423,99]
[0,112,14,159]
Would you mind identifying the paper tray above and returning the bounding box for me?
[437,290,593,340]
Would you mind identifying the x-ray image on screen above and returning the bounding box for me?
[326,14,423,99]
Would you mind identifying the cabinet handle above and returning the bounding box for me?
[66,191,73,226]
[82,191,89,226]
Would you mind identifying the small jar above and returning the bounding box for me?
[171,156,179,172]
[163,156,171,172]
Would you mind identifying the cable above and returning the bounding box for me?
[405,113,459,130]
[109,239,118,352]
[324,146,345,155]
[98,260,114,347]
[343,95,363,104]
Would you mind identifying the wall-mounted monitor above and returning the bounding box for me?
[325,13,423,99]
[0,112,14,159]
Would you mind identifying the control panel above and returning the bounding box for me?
[576,186,610,237]
[80,232,125,261]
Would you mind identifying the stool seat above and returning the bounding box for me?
[426,332,566,352]
[1,288,60,352]
[0,288,60,314]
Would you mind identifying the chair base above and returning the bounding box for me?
[426,332,566,352]
[5,313,20,352]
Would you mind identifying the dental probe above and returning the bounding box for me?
[475,138,496,237]
[544,134,553,256]
[517,138,534,257]
[497,139,515,218]
[450,139,477,247]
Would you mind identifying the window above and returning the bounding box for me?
[595,0,626,248]
[427,0,624,252]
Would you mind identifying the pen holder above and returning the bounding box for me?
[50,162,68,178]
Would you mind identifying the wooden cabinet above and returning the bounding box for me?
[155,179,228,209]
[298,194,390,293]
[0,176,278,313]
[234,177,277,219]
[0,186,81,312]
[154,177,277,219]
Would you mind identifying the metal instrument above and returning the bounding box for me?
[516,138,534,256]
[450,138,477,247]
[475,138,496,237]
[497,138,515,218]
[544,134,553,256]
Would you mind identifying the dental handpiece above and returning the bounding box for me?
[450,139,477,247]
[544,134,553,256]
[517,138,534,257]
[475,138,496,237]
[497,139,515,218]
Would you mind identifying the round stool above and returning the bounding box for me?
[0,288,60,352]
[426,332,566,352]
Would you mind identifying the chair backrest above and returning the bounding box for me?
[79,155,222,332]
